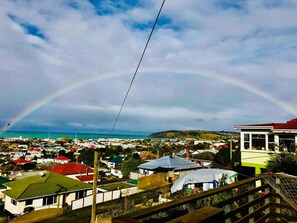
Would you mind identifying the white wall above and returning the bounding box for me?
[71,187,138,210]
[4,197,25,215]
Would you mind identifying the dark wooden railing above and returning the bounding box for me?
[112,175,297,223]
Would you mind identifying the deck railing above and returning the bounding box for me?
[112,175,297,223]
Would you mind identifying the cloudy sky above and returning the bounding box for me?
[1,0,297,134]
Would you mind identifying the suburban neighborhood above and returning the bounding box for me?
[0,118,296,222]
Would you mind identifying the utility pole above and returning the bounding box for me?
[230,135,233,165]
[91,150,99,223]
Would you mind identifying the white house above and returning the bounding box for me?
[2,172,92,215]
[234,118,297,175]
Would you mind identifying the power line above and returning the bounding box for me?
[110,0,166,136]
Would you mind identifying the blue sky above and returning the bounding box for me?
[1,0,297,134]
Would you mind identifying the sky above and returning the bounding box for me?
[1,0,297,135]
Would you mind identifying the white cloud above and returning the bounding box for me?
[1,0,297,133]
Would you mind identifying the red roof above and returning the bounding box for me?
[69,148,76,152]
[55,156,70,161]
[274,118,297,129]
[13,158,31,164]
[236,118,297,130]
[215,144,229,150]
[89,145,96,149]
[76,174,94,182]
[46,162,94,175]
[28,148,41,152]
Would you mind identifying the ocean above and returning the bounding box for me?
[0,131,149,140]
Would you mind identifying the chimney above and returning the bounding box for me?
[186,149,189,160]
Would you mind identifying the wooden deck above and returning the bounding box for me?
[112,174,297,223]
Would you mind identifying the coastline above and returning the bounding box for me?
[0,130,149,140]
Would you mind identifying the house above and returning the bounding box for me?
[234,118,297,175]
[54,155,71,164]
[45,162,94,180]
[170,169,238,193]
[13,158,31,165]
[107,156,124,168]
[107,156,124,178]
[138,155,200,176]
[2,172,92,215]
[26,148,43,159]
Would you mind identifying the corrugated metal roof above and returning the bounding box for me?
[138,155,199,171]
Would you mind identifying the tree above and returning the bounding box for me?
[78,149,95,167]
[214,148,230,166]
[121,157,140,177]
[266,153,297,176]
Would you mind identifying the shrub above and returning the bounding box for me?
[24,206,34,213]
[62,203,71,213]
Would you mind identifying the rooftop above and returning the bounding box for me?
[3,172,91,200]
[138,155,200,171]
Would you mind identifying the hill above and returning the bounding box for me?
[149,130,223,140]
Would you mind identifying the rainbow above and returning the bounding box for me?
[2,68,297,131]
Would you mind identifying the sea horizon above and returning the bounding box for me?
[0,130,150,140]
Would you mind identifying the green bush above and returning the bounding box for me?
[24,206,34,213]
[62,204,71,213]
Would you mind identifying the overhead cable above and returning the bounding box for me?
[110,0,166,135]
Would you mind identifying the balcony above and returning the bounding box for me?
[112,173,297,223]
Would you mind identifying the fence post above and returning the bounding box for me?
[264,186,270,216]
[187,200,196,212]
[224,189,233,223]
[275,176,281,221]
[248,182,255,223]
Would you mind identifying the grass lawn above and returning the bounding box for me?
[36,206,92,223]
[10,208,63,223]
[98,182,134,191]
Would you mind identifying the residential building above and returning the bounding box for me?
[45,162,94,180]
[138,155,200,177]
[2,172,92,215]
[54,155,71,164]
[234,118,297,175]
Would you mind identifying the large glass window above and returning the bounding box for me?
[252,134,266,150]
[268,135,275,151]
[279,135,295,152]
[75,190,87,200]
[25,199,33,206]
[43,196,57,206]
[244,134,250,149]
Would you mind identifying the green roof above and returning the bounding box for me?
[3,172,92,200]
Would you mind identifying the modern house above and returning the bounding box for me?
[2,172,92,215]
[234,118,297,175]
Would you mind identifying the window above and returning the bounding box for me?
[25,199,33,206]
[11,199,17,206]
[43,196,57,206]
[75,190,87,200]
[243,134,250,149]
[251,134,265,150]
[279,135,295,152]
[268,135,275,151]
